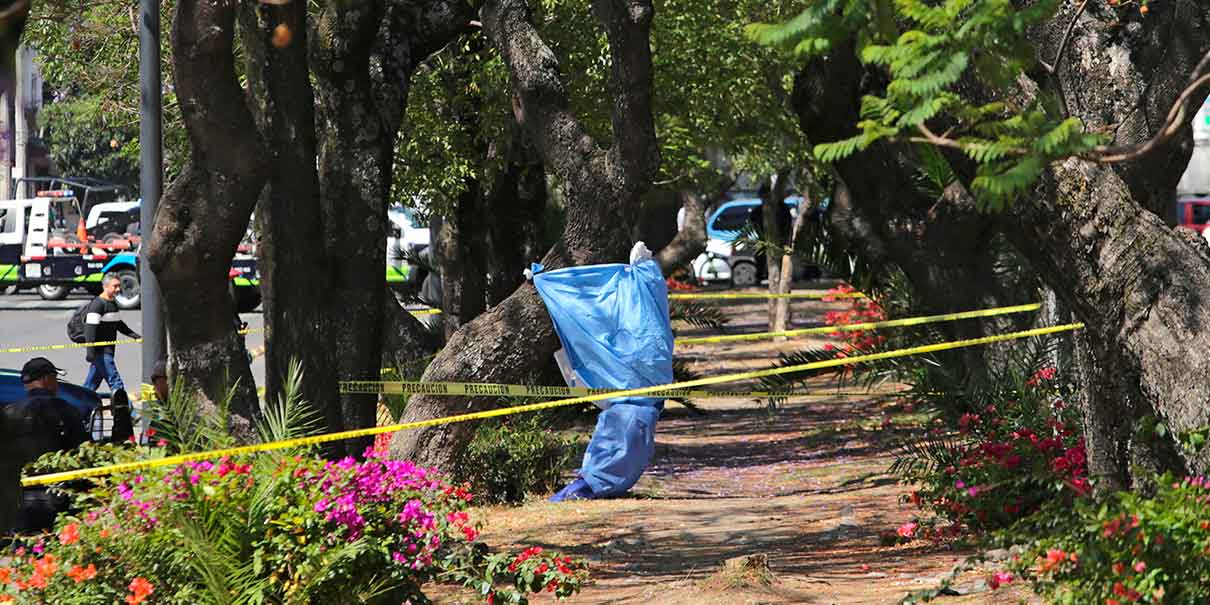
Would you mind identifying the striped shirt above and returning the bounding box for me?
[84,296,137,353]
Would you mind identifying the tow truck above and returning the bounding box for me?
[0,178,262,311]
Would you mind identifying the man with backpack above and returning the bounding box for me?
[67,273,140,400]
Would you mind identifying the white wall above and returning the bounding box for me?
[1177,96,1210,196]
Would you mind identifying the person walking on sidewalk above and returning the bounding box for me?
[83,273,140,399]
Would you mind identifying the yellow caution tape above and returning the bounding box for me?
[5,308,440,355]
[668,291,865,300]
[0,328,265,355]
[342,380,883,399]
[21,322,1081,487]
[674,303,1041,345]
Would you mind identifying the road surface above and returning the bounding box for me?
[0,292,266,394]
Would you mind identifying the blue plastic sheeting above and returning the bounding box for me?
[532,257,673,499]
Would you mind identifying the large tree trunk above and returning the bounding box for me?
[797,0,1210,481]
[997,0,1210,480]
[239,0,332,424]
[240,0,469,455]
[390,0,660,469]
[148,0,268,439]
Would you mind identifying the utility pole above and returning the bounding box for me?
[13,45,29,199]
[139,0,165,384]
[1,87,10,200]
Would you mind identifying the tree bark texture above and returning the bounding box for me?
[797,1,1210,481]
[482,143,548,306]
[1000,0,1210,478]
[390,0,659,469]
[148,0,269,439]
[438,180,487,340]
[240,0,331,428]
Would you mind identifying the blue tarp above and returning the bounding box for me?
[531,254,673,499]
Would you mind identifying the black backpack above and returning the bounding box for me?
[67,301,91,343]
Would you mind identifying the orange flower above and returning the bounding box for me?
[67,564,97,583]
[59,522,81,545]
[0,568,11,584]
[125,577,154,604]
[32,556,57,579]
[0,595,13,602]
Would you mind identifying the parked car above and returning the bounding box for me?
[689,197,825,287]
[1178,196,1210,244]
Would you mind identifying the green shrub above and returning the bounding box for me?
[457,416,576,505]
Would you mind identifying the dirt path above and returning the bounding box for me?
[439,292,1038,604]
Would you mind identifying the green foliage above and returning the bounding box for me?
[455,416,576,505]
[995,475,1210,604]
[397,0,811,220]
[669,300,729,332]
[752,0,1107,208]
[25,0,189,184]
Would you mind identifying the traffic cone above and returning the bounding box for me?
[76,217,88,254]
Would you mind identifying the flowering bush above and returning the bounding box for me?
[822,283,887,356]
[4,447,587,604]
[896,365,1090,531]
[994,474,1210,604]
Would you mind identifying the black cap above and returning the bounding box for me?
[151,360,168,380]
[21,357,66,383]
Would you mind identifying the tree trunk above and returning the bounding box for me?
[437,180,488,340]
[148,0,269,440]
[655,189,707,274]
[239,0,332,425]
[759,171,789,329]
[797,0,1210,480]
[390,0,660,469]
[995,0,1210,478]
[772,192,812,336]
[240,0,469,456]
[483,150,548,306]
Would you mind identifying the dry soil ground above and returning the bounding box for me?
[436,289,1041,605]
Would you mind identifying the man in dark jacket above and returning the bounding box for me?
[82,273,140,399]
[1,358,89,534]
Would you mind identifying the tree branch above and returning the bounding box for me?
[1091,55,1210,163]
[482,0,602,187]
[593,0,659,189]
[1050,0,1090,74]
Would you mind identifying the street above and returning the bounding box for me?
[0,291,266,393]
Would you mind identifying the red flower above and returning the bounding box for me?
[58,522,81,546]
[67,564,97,583]
[125,577,154,605]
